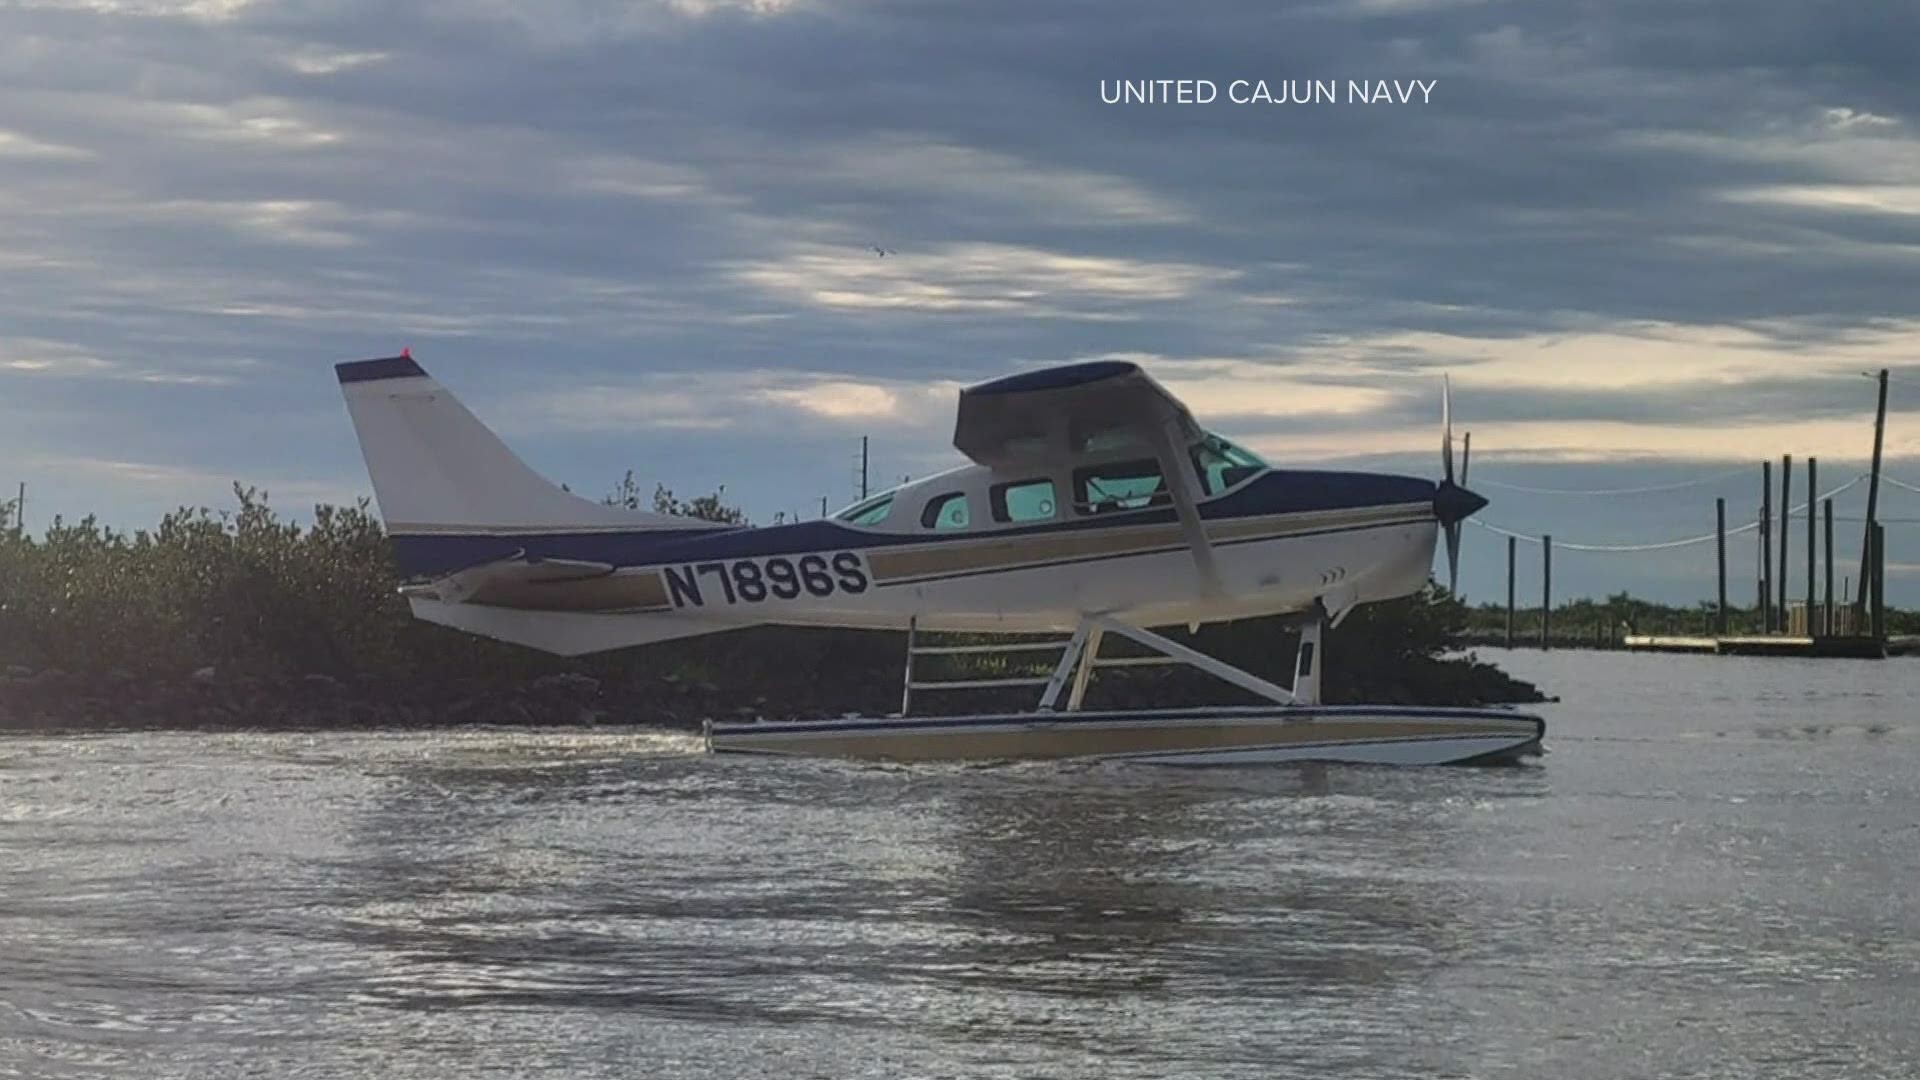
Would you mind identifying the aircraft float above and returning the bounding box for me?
[335,352,1543,766]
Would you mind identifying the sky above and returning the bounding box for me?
[3,0,1919,605]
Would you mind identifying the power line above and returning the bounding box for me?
[1880,474,1920,495]
[1471,518,1749,552]
[1471,474,1867,552]
[1471,465,1754,497]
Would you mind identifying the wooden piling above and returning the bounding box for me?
[1857,368,1889,625]
[1715,497,1727,635]
[1871,524,1887,642]
[1777,453,1792,629]
[1760,460,1773,632]
[1541,534,1552,651]
[1505,535,1516,648]
[1805,457,1816,623]
[1823,498,1835,637]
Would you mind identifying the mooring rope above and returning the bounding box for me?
[1471,474,1867,552]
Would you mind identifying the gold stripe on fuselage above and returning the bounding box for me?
[466,568,671,612]
[865,501,1431,585]
[456,501,1430,613]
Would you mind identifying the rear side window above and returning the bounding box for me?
[921,492,971,530]
[991,479,1058,523]
[1074,459,1169,514]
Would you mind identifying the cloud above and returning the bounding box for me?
[0,128,93,159]
[1243,413,1920,466]
[513,370,957,432]
[284,48,390,76]
[12,0,255,18]
[1724,185,1920,217]
[734,242,1239,315]
[0,336,239,384]
[1,0,1918,601]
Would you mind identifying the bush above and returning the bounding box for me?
[0,485,1541,715]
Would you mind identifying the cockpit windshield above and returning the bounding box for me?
[833,493,894,526]
[1192,433,1268,495]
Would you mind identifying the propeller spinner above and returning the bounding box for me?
[1433,376,1487,593]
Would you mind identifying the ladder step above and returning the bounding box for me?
[910,641,1073,655]
[907,677,1054,690]
[1091,655,1182,668]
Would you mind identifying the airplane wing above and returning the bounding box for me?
[952,360,1203,469]
[953,360,1222,596]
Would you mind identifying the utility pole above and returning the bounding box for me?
[10,481,20,540]
[1856,368,1889,625]
[860,436,870,500]
[819,496,828,518]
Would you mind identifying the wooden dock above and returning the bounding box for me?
[1622,634,1917,658]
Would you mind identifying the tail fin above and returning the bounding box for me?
[335,352,716,534]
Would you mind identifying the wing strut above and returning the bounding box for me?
[1147,421,1224,598]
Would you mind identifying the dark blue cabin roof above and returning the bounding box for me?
[963,360,1140,396]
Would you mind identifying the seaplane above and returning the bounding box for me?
[334,352,1544,766]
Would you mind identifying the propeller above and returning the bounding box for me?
[1433,375,1488,594]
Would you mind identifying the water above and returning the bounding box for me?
[3,650,1917,1078]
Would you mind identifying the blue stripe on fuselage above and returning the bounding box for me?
[386,470,1437,579]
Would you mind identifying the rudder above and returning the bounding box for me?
[335,351,719,535]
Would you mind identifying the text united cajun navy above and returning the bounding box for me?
[1100,79,1436,104]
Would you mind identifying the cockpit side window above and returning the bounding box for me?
[1192,434,1268,496]
[921,492,971,531]
[991,478,1058,523]
[836,494,894,527]
[1073,459,1170,514]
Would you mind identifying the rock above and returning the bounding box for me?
[5,665,34,679]
[530,672,600,697]
[191,666,217,683]
[301,673,344,694]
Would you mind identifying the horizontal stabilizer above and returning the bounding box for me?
[432,556,616,605]
[410,597,747,656]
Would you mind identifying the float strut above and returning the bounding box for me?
[1292,605,1325,707]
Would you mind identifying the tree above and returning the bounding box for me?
[604,470,748,525]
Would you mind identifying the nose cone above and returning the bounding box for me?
[1434,480,1488,524]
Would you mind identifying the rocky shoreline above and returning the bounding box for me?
[0,665,741,733]
[0,651,1544,734]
